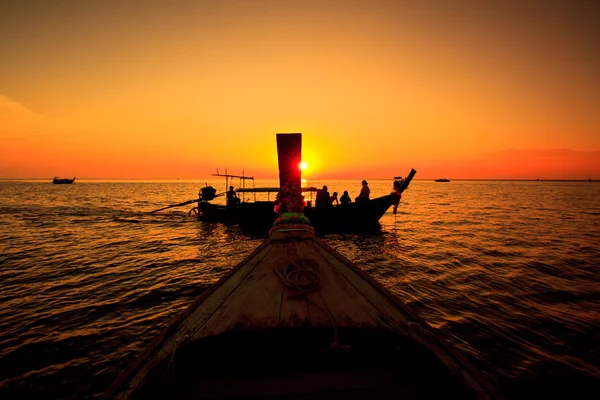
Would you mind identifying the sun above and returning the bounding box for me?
[299,161,308,170]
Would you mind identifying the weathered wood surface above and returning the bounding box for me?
[106,229,503,400]
[179,231,412,338]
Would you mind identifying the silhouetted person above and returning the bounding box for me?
[340,190,351,205]
[226,185,240,209]
[328,191,339,207]
[316,185,329,207]
[355,180,370,202]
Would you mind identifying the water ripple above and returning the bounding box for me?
[0,180,599,399]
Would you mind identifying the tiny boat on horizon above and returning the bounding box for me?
[52,176,76,184]
[434,178,450,182]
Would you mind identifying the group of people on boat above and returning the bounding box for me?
[226,177,405,210]
[315,180,371,208]
[315,186,336,207]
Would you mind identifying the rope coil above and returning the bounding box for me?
[274,255,353,353]
[274,255,321,297]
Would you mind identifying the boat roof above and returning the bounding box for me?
[236,187,319,193]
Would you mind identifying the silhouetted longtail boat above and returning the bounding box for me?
[196,169,417,232]
[105,134,502,399]
[52,176,76,184]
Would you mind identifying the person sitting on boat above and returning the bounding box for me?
[340,190,351,205]
[355,180,370,202]
[328,192,339,207]
[315,185,329,207]
[226,186,240,209]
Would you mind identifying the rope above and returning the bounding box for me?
[274,255,352,353]
[274,255,322,297]
[315,292,353,353]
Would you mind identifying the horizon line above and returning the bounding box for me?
[0,178,596,182]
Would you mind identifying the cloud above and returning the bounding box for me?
[0,95,54,138]
[0,95,42,116]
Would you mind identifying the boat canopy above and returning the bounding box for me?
[236,187,319,193]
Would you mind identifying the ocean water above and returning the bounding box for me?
[0,178,599,399]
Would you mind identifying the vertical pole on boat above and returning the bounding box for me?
[276,133,302,189]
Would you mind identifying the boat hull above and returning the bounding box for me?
[304,194,394,231]
[112,327,486,399]
[197,203,236,224]
[198,195,393,233]
[52,177,75,184]
[104,231,503,400]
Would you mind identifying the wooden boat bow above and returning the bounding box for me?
[104,134,502,399]
[104,227,504,400]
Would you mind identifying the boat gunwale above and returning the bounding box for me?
[101,238,275,399]
[103,231,504,400]
[312,235,505,400]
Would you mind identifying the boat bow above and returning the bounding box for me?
[105,229,503,400]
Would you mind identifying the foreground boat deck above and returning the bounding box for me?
[106,231,502,400]
[139,326,480,399]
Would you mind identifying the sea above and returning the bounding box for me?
[0,178,599,399]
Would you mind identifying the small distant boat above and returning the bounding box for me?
[52,177,75,184]
[434,178,450,182]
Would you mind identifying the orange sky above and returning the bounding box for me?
[1,0,598,180]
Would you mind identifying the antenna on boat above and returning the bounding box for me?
[212,169,255,194]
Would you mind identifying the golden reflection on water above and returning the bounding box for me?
[0,180,599,399]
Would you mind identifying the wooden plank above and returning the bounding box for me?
[194,241,293,338]
[291,240,381,329]
[180,244,275,340]
[309,237,507,400]
[109,239,275,399]
[278,242,312,328]
[308,240,410,332]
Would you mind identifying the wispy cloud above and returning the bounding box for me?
[0,95,41,116]
[0,95,54,138]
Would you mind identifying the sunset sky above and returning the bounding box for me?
[1,0,598,180]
